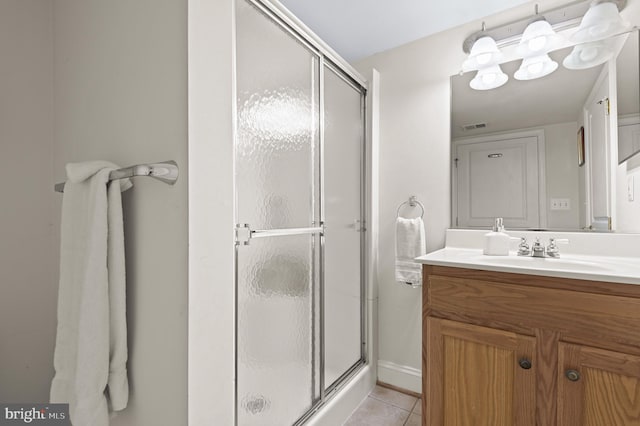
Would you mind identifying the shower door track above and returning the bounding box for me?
[292,359,366,426]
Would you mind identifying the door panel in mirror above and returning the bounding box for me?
[455,136,541,229]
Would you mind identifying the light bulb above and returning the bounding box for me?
[515,54,557,80]
[562,40,613,70]
[463,36,502,71]
[571,2,631,43]
[517,19,561,57]
[589,23,610,38]
[528,35,547,52]
[476,52,492,65]
[528,62,544,74]
[482,73,497,84]
[580,46,598,62]
[470,65,508,90]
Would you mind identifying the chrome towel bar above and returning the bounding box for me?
[235,224,325,245]
[54,161,179,193]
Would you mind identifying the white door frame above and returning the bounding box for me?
[582,62,617,230]
[452,128,547,229]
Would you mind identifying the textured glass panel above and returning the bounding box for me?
[237,235,319,426]
[235,0,320,230]
[323,67,364,388]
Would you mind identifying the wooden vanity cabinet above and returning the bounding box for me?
[422,265,640,426]
[557,343,640,426]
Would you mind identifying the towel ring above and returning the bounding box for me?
[396,196,425,219]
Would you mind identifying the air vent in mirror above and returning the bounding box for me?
[461,122,487,131]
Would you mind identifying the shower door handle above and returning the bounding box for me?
[236,224,324,245]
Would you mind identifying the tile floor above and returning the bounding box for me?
[344,385,422,426]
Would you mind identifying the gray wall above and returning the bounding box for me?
[53,1,188,425]
[0,0,56,403]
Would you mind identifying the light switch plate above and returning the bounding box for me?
[629,176,635,202]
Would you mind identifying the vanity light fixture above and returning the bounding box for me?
[562,39,614,70]
[514,54,558,80]
[571,1,631,44]
[461,0,629,90]
[463,23,507,90]
[462,33,503,72]
[469,65,508,90]
[514,6,562,81]
[517,6,563,58]
[562,0,630,70]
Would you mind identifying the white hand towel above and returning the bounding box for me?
[50,161,132,426]
[395,217,426,286]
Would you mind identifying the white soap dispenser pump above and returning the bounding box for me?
[483,217,511,256]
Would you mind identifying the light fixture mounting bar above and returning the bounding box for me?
[462,0,627,53]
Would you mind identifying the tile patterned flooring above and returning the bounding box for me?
[344,385,422,426]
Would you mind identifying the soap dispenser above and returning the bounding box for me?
[483,217,511,256]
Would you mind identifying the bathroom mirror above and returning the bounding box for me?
[451,30,640,233]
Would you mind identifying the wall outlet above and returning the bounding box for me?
[629,176,635,202]
[550,198,571,210]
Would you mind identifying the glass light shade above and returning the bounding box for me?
[563,40,614,70]
[517,19,563,57]
[463,36,503,71]
[470,65,508,90]
[571,2,631,44]
[514,54,558,80]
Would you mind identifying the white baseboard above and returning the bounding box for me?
[377,360,422,394]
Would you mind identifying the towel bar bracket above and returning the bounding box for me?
[236,224,252,246]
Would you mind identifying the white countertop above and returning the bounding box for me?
[416,248,640,285]
[415,229,640,284]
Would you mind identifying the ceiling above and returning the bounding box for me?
[278,0,529,62]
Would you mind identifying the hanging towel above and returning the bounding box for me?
[50,161,132,426]
[395,217,426,286]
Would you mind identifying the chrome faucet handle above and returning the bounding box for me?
[546,238,569,258]
[531,238,546,257]
[517,237,531,256]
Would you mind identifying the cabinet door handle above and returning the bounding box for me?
[518,358,532,370]
[565,369,581,382]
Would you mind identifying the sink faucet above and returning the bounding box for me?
[517,238,531,256]
[518,237,570,258]
[531,238,546,258]
[546,238,569,258]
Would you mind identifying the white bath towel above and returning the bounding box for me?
[50,161,132,426]
[395,217,426,286]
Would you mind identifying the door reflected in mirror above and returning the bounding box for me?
[451,30,640,233]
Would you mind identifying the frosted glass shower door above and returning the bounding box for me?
[323,66,364,388]
[235,1,321,425]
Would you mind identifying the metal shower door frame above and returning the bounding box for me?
[232,1,369,424]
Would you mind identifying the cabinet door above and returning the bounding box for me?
[558,342,640,426]
[425,318,536,426]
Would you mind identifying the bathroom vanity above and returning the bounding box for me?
[418,232,640,426]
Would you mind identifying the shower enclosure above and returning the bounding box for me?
[234,0,367,424]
